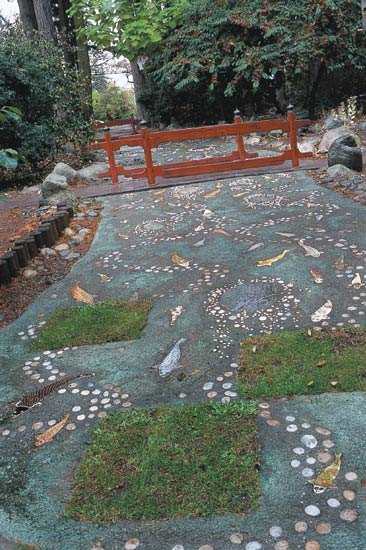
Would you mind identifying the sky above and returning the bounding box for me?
[0,0,132,89]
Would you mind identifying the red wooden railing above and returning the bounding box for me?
[92,114,138,135]
[92,106,312,186]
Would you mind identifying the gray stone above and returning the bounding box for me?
[327,164,359,179]
[77,163,109,180]
[328,135,363,172]
[87,210,98,218]
[40,189,79,209]
[53,162,77,180]
[318,126,361,152]
[40,247,56,256]
[358,121,366,131]
[298,141,316,154]
[65,252,81,260]
[42,173,68,198]
[54,243,69,251]
[23,269,38,278]
[20,184,40,194]
[323,116,343,131]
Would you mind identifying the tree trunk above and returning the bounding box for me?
[17,0,38,31]
[73,12,92,120]
[362,0,366,31]
[33,0,57,42]
[130,62,148,120]
[274,70,287,114]
[57,0,77,67]
[304,61,326,119]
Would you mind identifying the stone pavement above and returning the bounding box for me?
[0,171,366,549]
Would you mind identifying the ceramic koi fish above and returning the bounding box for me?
[212,228,231,237]
[34,413,71,447]
[170,306,184,326]
[257,250,289,267]
[311,300,332,322]
[248,243,264,252]
[298,239,322,258]
[310,270,323,284]
[97,273,111,282]
[308,453,342,494]
[193,238,205,247]
[194,222,205,232]
[204,188,221,199]
[276,232,296,237]
[154,339,186,377]
[351,273,364,289]
[172,252,190,268]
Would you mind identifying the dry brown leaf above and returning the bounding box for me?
[172,252,190,268]
[71,281,94,304]
[212,228,231,237]
[204,188,221,199]
[316,360,327,368]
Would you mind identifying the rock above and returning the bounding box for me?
[327,164,359,179]
[328,135,363,172]
[40,247,56,256]
[246,136,261,146]
[358,121,366,131]
[54,243,69,251]
[64,228,74,237]
[298,141,316,154]
[24,269,38,278]
[78,228,90,236]
[323,116,343,130]
[65,252,80,260]
[318,125,361,152]
[72,234,85,243]
[77,163,109,180]
[42,173,68,198]
[20,184,39,194]
[86,210,98,218]
[40,189,79,209]
[53,162,77,180]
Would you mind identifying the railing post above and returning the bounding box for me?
[140,121,156,186]
[130,114,137,135]
[103,127,119,184]
[287,104,300,168]
[233,108,247,160]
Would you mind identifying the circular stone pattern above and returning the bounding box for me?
[220,281,279,314]
[125,539,140,550]
[305,505,321,517]
[340,509,358,522]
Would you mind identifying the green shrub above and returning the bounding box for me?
[0,24,92,166]
[92,84,136,122]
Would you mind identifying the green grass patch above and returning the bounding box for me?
[30,300,151,350]
[238,328,366,398]
[65,401,260,523]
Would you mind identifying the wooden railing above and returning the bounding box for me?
[92,114,138,135]
[92,106,312,186]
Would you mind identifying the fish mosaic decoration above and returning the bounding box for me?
[276,232,296,237]
[194,222,205,232]
[97,273,111,282]
[308,453,342,494]
[212,228,231,237]
[170,306,184,326]
[310,270,323,284]
[350,273,364,289]
[71,281,94,304]
[11,373,95,416]
[247,243,264,252]
[257,250,289,267]
[154,339,186,378]
[34,413,71,447]
[298,239,322,258]
[311,300,332,322]
[193,238,205,247]
[172,252,190,268]
[335,255,345,270]
[204,188,221,199]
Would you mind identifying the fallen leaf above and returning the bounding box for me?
[97,273,111,282]
[71,281,94,304]
[212,228,231,237]
[330,380,338,387]
[36,313,45,318]
[191,369,201,375]
[307,380,315,388]
[316,360,327,367]
[204,188,221,199]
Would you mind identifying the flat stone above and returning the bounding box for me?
[294,521,307,533]
[305,505,321,517]
[316,522,331,534]
[171,546,184,550]
[343,490,356,501]
[340,509,358,522]
[323,440,334,448]
[345,472,357,481]
[301,434,318,449]
[64,227,74,237]
[198,546,214,550]
[40,247,56,256]
[269,526,283,538]
[315,427,331,436]
[245,543,262,550]
[317,452,332,463]
[124,538,140,549]
[267,419,281,426]
[87,210,98,218]
[23,269,38,278]
[229,533,243,544]
[203,382,214,391]
[274,542,289,550]
[305,543,321,550]
[54,243,69,251]
[327,498,341,508]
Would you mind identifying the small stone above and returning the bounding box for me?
[198,546,214,550]
[305,542,320,550]
[293,447,305,455]
[301,434,318,449]
[230,532,243,544]
[286,424,298,432]
[269,526,283,538]
[258,402,270,409]
[343,490,356,501]
[171,546,184,550]
[315,427,331,436]
[302,468,315,478]
[40,247,57,256]
[294,521,307,533]
[64,227,74,237]
[327,498,341,508]
[267,419,281,426]
[345,472,357,481]
[285,415,295,422]
[323,439,334,448]
[203,382,214,391]
[245,543,262,550]
[316,523,331,534]
[340,509,358,522]
[305,505,321,517]
[306,457,316,465]
[258,410,271,417]
[24,269,38,278]
[274,542,289,550]
[317,452,332,463]
[54,243,69,251]
[87,210,98,218]
[124,539,140,550]
[291,460,300,468]
[32,422,43,430]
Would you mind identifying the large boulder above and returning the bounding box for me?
[328,134,363,172]
[318,125,361,152]
[76,162,109,181]
[40,172,78,208]
[53,162,77,180]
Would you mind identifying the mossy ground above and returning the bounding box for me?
[238,328,366,398]
[29,300,152,350]
[65,401,260,523]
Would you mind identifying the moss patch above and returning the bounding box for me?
[30,300,151,350]
[65,401,260,523]
[238,328,366,398]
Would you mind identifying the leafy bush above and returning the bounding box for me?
[0,24,92,166]
[92,84,136,122]
[0,106,21,169]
